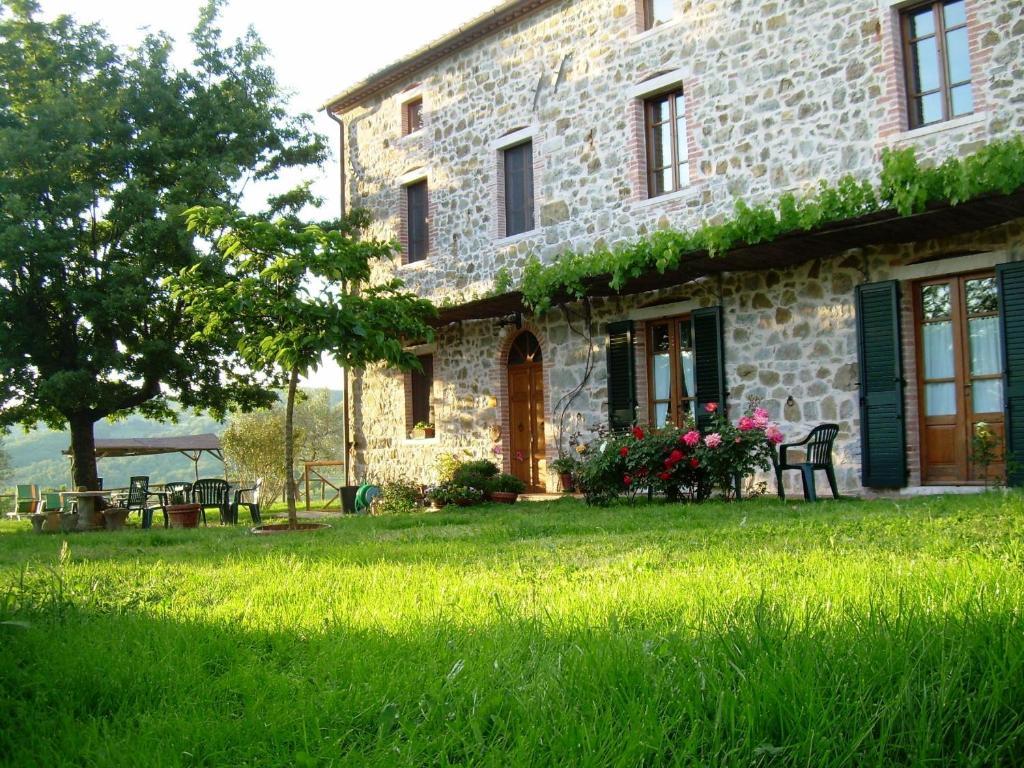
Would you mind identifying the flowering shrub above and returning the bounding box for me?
[576,403,784,506]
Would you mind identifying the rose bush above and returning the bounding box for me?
[576,403,783,506]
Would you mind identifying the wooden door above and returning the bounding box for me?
[916,273,1005,483]
[647,316,696,428]
[507,332,546,491]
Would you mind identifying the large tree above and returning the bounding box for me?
[0,1,327,489]
[170,207,436,527]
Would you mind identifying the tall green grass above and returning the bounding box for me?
[1,494,1023,766]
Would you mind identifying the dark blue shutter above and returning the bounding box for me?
[693,306,726,430]
[998,262,1024,487]
[855,281,907,488]
[607,320,637,430]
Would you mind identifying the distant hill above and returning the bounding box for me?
[4,389,342,490]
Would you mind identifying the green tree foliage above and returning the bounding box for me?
[169,207,436,526]
[0,1,327,490]
[0,438,11,486]
[221,389,343,507]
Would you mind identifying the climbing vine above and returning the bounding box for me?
[517,137,1024,313]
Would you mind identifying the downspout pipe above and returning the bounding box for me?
[326,107,351,487]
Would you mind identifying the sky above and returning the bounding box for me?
[39,0,499,388]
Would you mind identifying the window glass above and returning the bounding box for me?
[503,141,534,237]
[972,380,1003,414]
[968,317,1001,377]
[645,89,687,198]
[921,284,951,319]
[926,382,957,416]
[902,1,974,129]
[965,278,998,314]
[645,0,673,28]
[943,0,966,27]
[406,181,428,263]
[410,354,433,430]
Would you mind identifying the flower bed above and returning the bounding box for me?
[576,404,783,506]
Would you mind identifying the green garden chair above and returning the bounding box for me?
[8,484,41,520]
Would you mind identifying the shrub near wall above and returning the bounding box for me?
[577,405,783,506]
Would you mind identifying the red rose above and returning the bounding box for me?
[632,426,645,440]
[658,472,671,481]
[669,449,684,463]
[690,458,700,469]
[619,446,629,457]
[705,402,718,413]
[664,457,673,468]
[623,475,632,486]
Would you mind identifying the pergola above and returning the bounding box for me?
[65,433,224,482]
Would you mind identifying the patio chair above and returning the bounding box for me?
[119,476,159,527]
[7,485,41,521]
[774,423,841,502]
[230,479,263,525]
[192,479,230,526]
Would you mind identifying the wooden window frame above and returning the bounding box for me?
[405,179,429,263]
[502,140,535,238]
[403,96,424,135]
[407,353,434,436]
[646,315,696,428]
[900,0,973,129]
[642,0,674,31]
[644,88,688,198]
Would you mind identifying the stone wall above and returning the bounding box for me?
[335,0,1024,491]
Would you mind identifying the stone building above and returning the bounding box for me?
[324,0,1024,495]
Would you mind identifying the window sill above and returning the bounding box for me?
[398,256,433,271]
[629,17,684,44]
[632,185,702,209]
[890,112,986,143]
[402,437,439,446]
[398,128,425,144]
[493,229,539,247]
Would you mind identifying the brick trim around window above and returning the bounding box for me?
[628,75,703,201]
[877,0,991,140]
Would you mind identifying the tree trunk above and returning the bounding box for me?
[284,366,299,528]
[68,412,99,490]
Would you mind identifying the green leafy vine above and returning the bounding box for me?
[516,137,1024,313]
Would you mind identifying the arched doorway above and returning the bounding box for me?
[507,331,546,492]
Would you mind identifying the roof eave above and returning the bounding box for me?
[322,0,561,114]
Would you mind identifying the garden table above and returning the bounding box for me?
[60,490,110,531]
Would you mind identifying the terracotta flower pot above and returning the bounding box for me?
[412,427,435,440]
[489,491,519,504]
[166,503,201,529]
[102,508,129,531]
[41,511,63,533]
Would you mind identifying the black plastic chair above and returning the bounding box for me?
[120,476,159,526]
[192,479,230,526]
[230,479,263,525]
[774,424,841,502]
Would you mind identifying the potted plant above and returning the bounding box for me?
[551,456,578,492]
[450,484,485,507]
[411,421,435,440]
[486,473,526,504]
[165,489,201,529]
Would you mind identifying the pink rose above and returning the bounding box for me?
[683,430,701,447]
[704,433,723,449]
[705,402,718,413]
[738,416,755,431]
[766,426,784,444]
[753,408,770,428]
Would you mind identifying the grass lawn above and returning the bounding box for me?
[1,493,1023,766]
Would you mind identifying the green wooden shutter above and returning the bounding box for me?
[855,280,907,488]
[693,306,726,430]
[998,262,1024,487]
[606,320,637,430]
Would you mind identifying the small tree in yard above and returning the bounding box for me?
[169,207,436,527]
